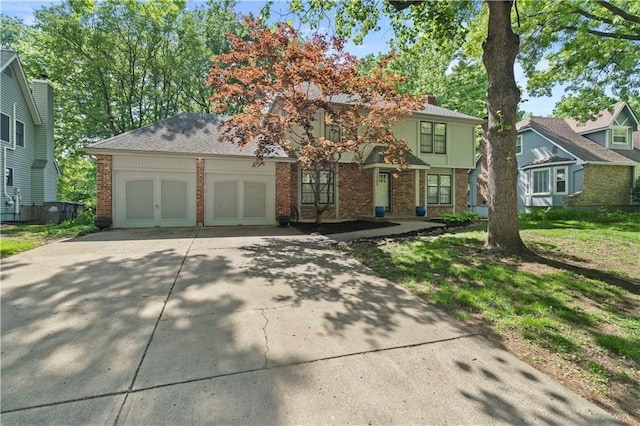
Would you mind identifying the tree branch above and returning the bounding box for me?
[597,0,640,25]
[560,26,640,40]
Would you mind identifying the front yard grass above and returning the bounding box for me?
[1,219,98,257]
[351,212,640,424]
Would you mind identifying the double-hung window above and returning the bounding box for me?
[427,174,452,205]
[16,121,24,147]
[516,135,523,154]
[301,170,335,204]
[420,121,447,154]
[325,123,341,143]
[0,113,9,143]
[555,167,567,194]
[5,167,13,187]
[532,169,550,194]
[612,127,629,145]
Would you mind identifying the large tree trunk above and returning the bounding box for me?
[482,1,528,255]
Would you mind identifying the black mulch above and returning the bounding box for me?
[292,220,400,235]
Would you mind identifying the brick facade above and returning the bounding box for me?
[338,164,374,218]
[390,169,416,216]
[455,168,469,214]
[568,164,634,207]
[276,162,297,217]
[96,154,112,220]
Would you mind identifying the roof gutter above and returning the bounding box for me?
[83,147,297,163]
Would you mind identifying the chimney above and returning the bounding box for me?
[39,74,49,80]
[426,95,437,105]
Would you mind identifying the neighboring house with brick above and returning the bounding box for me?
[470,101,640,214]
[86,102,482,228]
[1,49,59,223]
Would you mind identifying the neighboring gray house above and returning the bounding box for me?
[1,49,59,222]
[470,102,640,213]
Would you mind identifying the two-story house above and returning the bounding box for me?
[1,49,58,222]
[469,101,640,215]
[86,101,482,228]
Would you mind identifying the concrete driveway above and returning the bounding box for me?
[1,227,623,425]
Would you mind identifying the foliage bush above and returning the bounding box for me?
[519,207,640,224]
[441,211,479,223]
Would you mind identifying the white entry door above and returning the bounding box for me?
[375,172,391,210]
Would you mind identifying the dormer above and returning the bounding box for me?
[566,102,639,151]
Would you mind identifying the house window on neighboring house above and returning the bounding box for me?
[324,122,341,143]
[516,135,523,154]
[427,174,452,204]
[0,113,9,143]
[16,121,24,147]
[532,169,550,194]
[5,167,13,187]
[612,127,629,145]
[301,170,335,204]
[555,167,567,194]
[420,121,447,154]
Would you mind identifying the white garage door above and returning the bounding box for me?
[205,159,275,226]
[113,157,197,228]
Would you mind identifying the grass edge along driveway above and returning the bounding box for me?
[351,212,639,425]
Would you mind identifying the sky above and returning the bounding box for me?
[1,0,561,116]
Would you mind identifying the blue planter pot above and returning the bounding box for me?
[416,206,427,217]
[374,206,386,218]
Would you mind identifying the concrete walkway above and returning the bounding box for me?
[1,227,623,425]
[328,220,445,241]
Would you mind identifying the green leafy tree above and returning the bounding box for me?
[518,0,640,121]
[5,0,245,207]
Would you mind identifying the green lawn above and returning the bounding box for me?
[1,219,98,257]
[352,211,640,423]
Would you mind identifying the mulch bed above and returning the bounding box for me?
[292,220,400,235]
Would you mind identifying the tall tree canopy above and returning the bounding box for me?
[1,0,245,208]
[518,0,640,121]
[207,18,425,223]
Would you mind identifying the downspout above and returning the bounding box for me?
[3,103,17,205]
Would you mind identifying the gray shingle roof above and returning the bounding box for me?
[517,116,635,164]
[565,101,627,134]
[364,145,430,167]
[301,83,483,123]
[86,113,288,158]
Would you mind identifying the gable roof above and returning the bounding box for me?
[517,116,636,165]
[85,113,289,158]
[0,49,42,125]
[300,83,484,123]
[565,101,638,134]
[363,145,430,169]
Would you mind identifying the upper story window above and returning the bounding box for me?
[1,113,9,143]
[16,121,24,147]
[5,167,13,187]
[532,169,550,195]
[612,127,629,145]
[324,123,341,143]
[555,166,567,194]
[420,121,446,154]
[516,135,523,154]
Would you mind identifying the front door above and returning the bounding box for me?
[375,172,391,211]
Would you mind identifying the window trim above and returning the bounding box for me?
[516,135,523,154]
[554,166,568,195]
[420,121,447,154]
[612,126,629,145]
[1,113,9,143]
[532,169,551,195]
[324,122,341,143]
[301,169,335,205]
[16,120,24,148]
[426,173,452,205]
[5,167,14,187]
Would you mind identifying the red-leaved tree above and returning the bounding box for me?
[207,18,425,223]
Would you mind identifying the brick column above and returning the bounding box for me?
[96,154,113,220]
[276,162,292,217]
[455,168,469,214]
[196,159,204,226]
